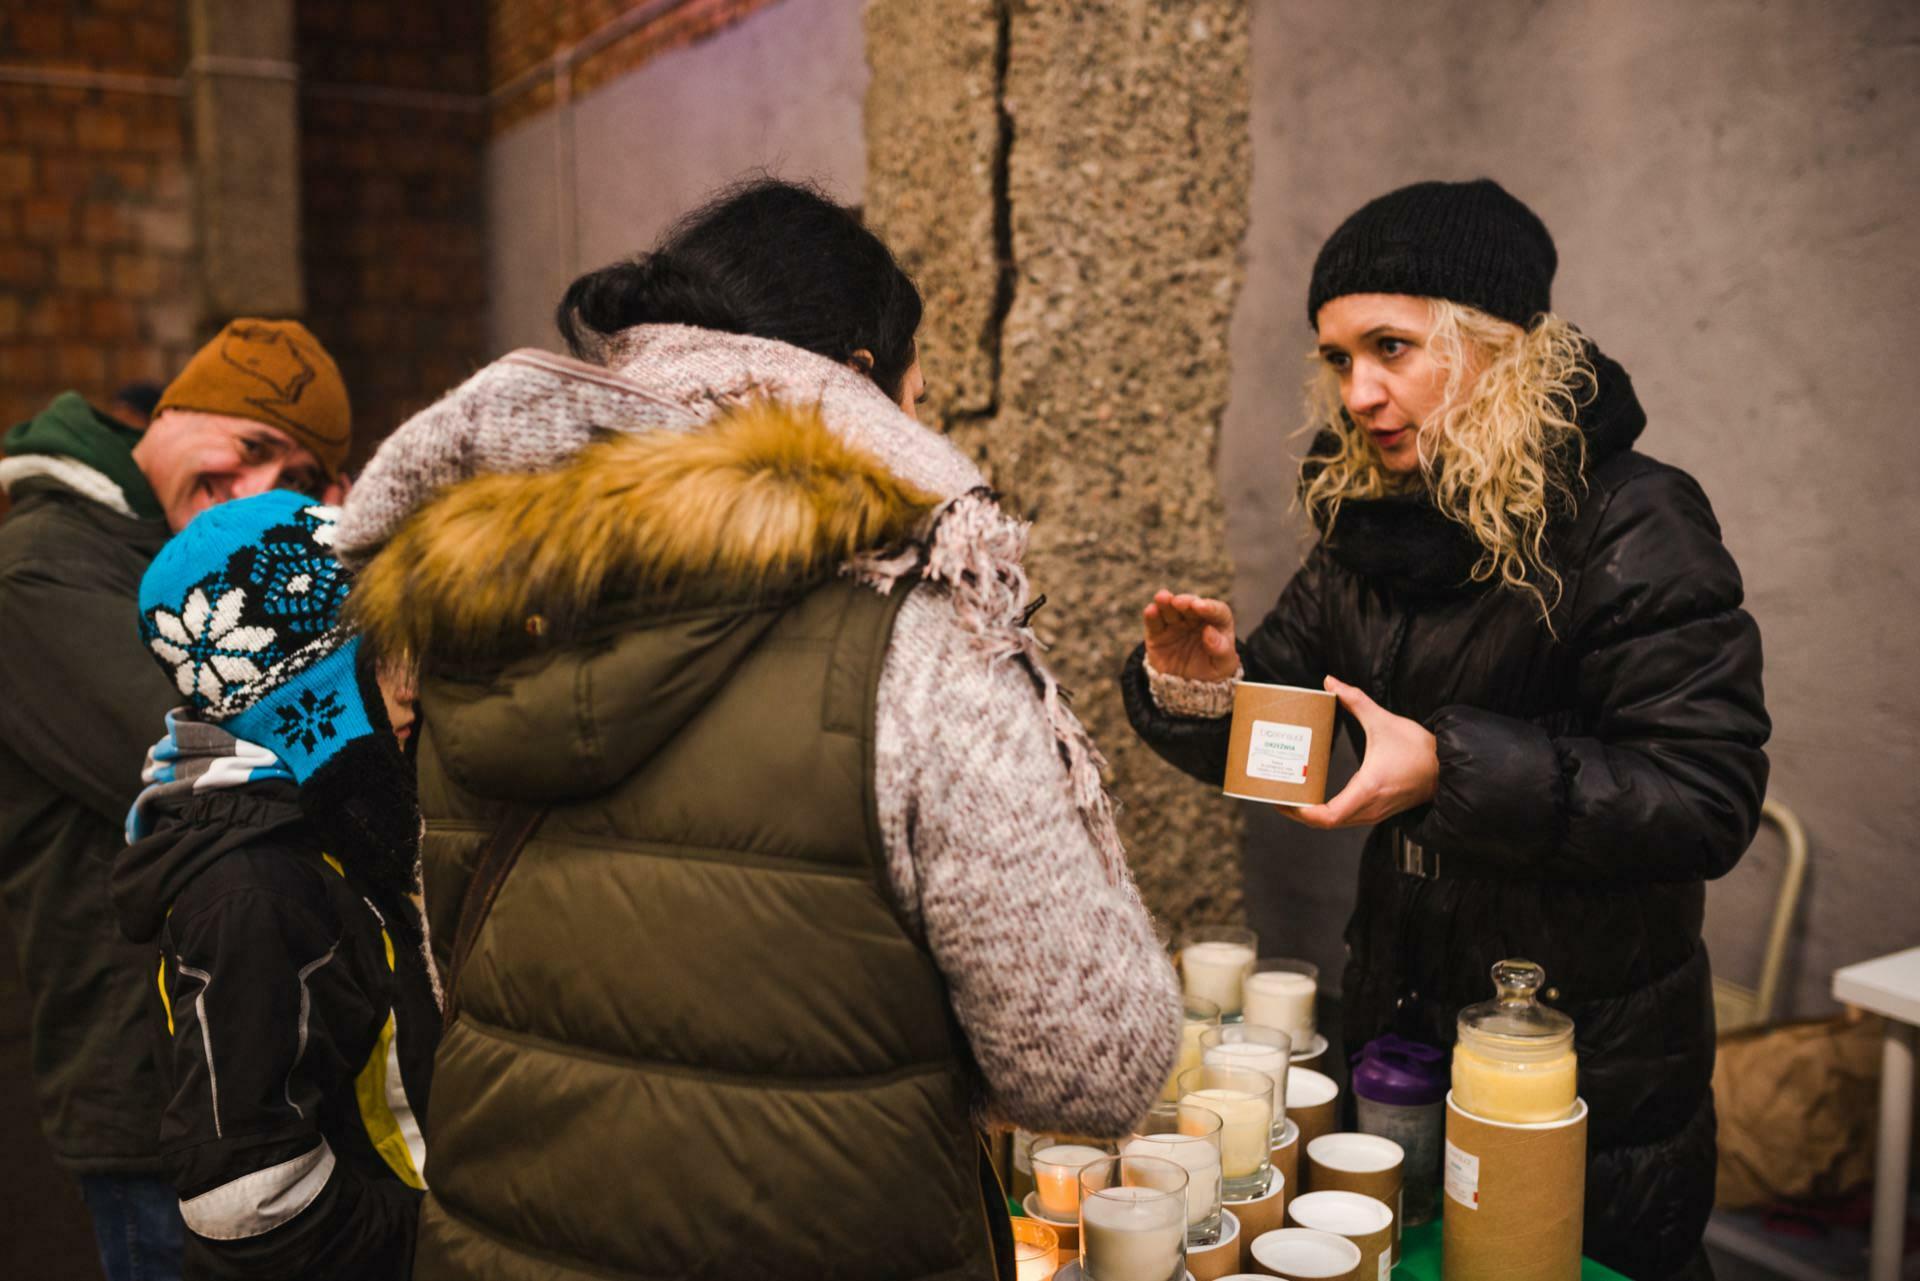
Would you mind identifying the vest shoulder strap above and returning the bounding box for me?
[443,804,547,1019]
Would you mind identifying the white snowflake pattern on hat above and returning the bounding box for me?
[147,586,279,706]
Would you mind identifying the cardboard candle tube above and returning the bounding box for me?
[1246,1227,1363,1280]
[1270,1119,1300,1209]
[1442,1093,1588,1281]
[1223,681,1337,807]
[1187,1208,1243,1281]
[1303,1133,1403,1263]
[1285,1192,1392,1281]
[1285,1070,1340,1177]
[1223,1168,1287,1263]
[1023,1191,1081,1258]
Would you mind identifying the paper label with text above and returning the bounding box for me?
[1246,720,1312,784]
[1445,1139,1480,1209]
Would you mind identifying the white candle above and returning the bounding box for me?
[1181,1087,1271,1179]
[1243,969,1316,1041]
[1121,1135,1221,1228]
[1202,1039,1288,1100]
[1181,941,1255,1015]
[1080,1186,1185,1281]
[1014,1240,1056,1281]
[1161,1016,1213,1103]
[1033,1143,1108,1221]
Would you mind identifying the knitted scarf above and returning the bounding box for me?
[125,709,295,843]
[337,325,1130,889]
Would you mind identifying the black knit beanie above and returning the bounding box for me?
[1307,178,1557,329]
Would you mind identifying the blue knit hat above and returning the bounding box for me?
[138,491,373,781]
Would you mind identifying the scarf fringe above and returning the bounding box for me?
[849,489,1132,891]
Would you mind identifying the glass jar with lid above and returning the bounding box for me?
[1451,959,1578,1123]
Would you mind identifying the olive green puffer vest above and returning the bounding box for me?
[411,578,1003,1280]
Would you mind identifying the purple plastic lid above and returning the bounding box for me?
[1349,1033,1449,1106]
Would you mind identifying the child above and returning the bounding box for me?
[114,491,437,1280]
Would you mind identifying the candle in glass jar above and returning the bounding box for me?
[1202,1039,1288,1097]
[1080,1186,1185,1281]
[1182,1087,1271,1181]
[1181,941,1256,1016]
[1033,1143,1108,1220]
[1161,1015,1213,1103]
[1121,1134,1221,1229]
[1243,968,1316,1041]
[1451,1038,1578,1123]
[1012,1217,1060,1281]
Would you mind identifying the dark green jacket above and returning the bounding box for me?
[0,394,174,1172]
[410,578,1003,1281]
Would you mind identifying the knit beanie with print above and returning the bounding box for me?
[1307,178,1558,330]
[154,319,352,480]
[138,491,372,782]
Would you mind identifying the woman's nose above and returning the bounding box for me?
[1344,365,1389,417]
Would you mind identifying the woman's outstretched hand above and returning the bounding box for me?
[1143,590,1239,683]
[1286,675,1439,830]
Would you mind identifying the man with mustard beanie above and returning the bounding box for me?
[0,320,350,1281]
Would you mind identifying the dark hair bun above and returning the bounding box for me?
[554,178,923,400]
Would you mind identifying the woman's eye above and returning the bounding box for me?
[1378,337,1408,358]
[1323,352,1350,372]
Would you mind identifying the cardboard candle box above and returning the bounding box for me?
[1224,1171,1288,1266]
[1442,1093,1587,1281]
[1223,682,1338,807]
[1187,1208,1243,1281]
[1270,1119,1300,1212]
[1305,1133,1404,1263]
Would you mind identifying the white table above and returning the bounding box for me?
[1833,947,1920,1281]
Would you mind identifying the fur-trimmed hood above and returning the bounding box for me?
[349,400,939,804]
[350,398,938,673]
[341,327,1132,880]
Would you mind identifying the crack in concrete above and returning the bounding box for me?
[953,0,1017,425]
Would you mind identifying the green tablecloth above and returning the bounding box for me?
[1392,1219,1629,1279]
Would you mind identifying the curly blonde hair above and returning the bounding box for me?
[1300,300,1594,619]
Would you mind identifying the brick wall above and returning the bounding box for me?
[0,2,196,433]
[297,0,490,463]
[489,0,784,133]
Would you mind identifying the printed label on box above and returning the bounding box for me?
[1444,1139,1480,1209]
[1246,720,1313,783]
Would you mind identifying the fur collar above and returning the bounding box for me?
[350,398,939,672]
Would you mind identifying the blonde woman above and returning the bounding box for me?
[1124,179,1767,1281]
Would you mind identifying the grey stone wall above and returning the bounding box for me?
[487,0,868,354]
[1230,0,1920,1013]
[867,0,1252,929]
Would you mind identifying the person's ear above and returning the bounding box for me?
[847,348,876,377]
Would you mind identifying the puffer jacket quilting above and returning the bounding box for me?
[1122,353,1768,1279]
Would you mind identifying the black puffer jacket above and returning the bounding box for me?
[1122,347,1768,1280]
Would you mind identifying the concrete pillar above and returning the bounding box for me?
[186,0,303,322]
[865,0,1251,926]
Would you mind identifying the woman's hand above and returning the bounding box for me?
[1286,676,1438,830]
[1142,590,1239,682]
